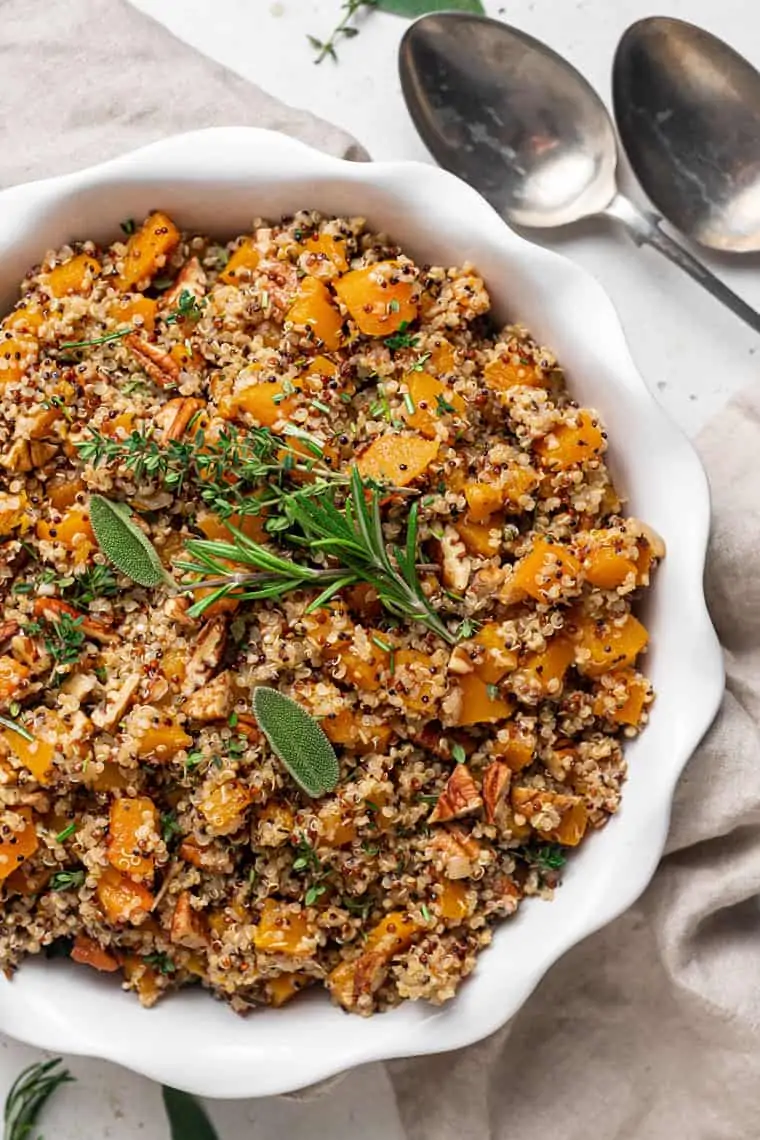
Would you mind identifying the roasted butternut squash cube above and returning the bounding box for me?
[464,482,504,522]
[36,505,96,564]
[0,806,37,881]
[573,613,648,676]
[516,636,575,697]
[253,897,313,956]
[583,546,638,589]
[484,357,545,391]
[455,516,503,558]
[491,721,537,771]
[335,261,418,336]
[286,277,343,351]
[266,972,309,1007]
[233,380,297,427]
[318,799,357,847]
[391,649,442,714]
[45,253,101,298]
[510,538,581,603]
[303,232,349,275]
[196,508,268,545]
[592,669,652,726]
[0,655,30,705]
[535,410,605,469]
[402,372,465,438]
[2,708,62,784]
[435,878,470,923]
[357,433,439,487]
[219,237,260,285]
[135,724,192,761]
[120,953,161,1004]
[96,866,154,923]
[473,623,518,684]
[322,709,393,754]
[116,212,180,291]
[0,333,37,384]
[107,796,159,882]
[454,674,513,726]
[3,305,43,333]
[108,294,157,333]
[511,786,589,846]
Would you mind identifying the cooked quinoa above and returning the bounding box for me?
[0,211,663,1015]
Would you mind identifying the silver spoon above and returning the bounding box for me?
[398,12,760,334]
[614,16,760,253]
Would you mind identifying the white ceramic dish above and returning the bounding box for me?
[0,128,724,1098]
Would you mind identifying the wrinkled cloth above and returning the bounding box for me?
[2,2,757,1135]
[0,0,366,189]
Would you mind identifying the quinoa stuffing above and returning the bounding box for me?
[0,211,664,1016]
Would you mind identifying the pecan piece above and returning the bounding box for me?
[183,670,235,722]
[429,764,483,823]
[428,826,481,879]
[181,617,227,696]
[170,890,209,950]
[482,760,512,824]
[33,598,116,644]
[159,257,207,310]
[125,334,181,388]
[155,396,205,443]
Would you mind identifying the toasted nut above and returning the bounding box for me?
[1,440,32,473]
[30,441,58,468]
[155,397,206,443]
[183,670,235,721]
[181,617,227,696]
[428,827,481,879]
[429,765,483,823]
[91,673,141,731]
[439,526,471,592]
[447,645,474,676]
[482,760,511,824]
[125,334,181,388]
[170,890,209,949]
[9,635,38,667]
[159,257,207,310]
[163,595,194,625]
[0,620,20,648]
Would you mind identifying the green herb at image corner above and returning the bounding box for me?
[309,0,484,63]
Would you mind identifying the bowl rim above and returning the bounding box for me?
[0,127,725,1098]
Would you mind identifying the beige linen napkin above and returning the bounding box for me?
[2,1,757,1134]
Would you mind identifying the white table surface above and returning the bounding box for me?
[4,0,757,1135]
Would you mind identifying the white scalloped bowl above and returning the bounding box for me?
[0,128,723,1098]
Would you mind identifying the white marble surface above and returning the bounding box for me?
[4,1,757,1135]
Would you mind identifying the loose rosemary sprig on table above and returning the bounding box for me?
[3,1058,74,1140]
[178,467,455,643]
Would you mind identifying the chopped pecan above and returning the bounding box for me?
[0,620,20,649]
[163,595,194,625]
[181,617,227,696]
[183,670,235,721]
[482,760,511,824]
[155,396,206,443]
[9,634,38,668]
[91,673,142,731]
[429,764,483,823]
[170,890,209,949]
[439,526,471,592]
[2,439,57,473]
[125,334,181,388]
[447,644,474,675]
[159,257,207,310]
[428,826,481,879]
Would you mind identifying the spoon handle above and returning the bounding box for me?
[604,193,760,334]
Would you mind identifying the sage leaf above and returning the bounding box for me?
[252,686,339,798]
[89,495,168,588]
[377,0,485,15]
[161,1087,219,1140]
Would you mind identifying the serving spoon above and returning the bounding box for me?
[614,16,760,253]
[398,12,760,334]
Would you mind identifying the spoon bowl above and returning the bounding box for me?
[399,12,760,333]
[614,17,760,252]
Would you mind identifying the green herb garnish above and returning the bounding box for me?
[50,869,85,892]
[54,822,77,844]
[519,844,567,872]
[252,687,339,798]
[409,352,431,372]
[164,289,205,325]
[435,393,457,416]
[120,218,136,235]
[160,811,182,845]
[420,902,432,922]
[89,495,168,589]
[145,952,177,974]
[486,683,500,702]
[451,742,466,764]
[384,322,419,351]
[161,1086,219,1140]
[0,716,34,743]
[60,329,132,350]
[35,612,86,670]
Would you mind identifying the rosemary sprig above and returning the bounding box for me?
[181,468,455,642]
[3,1058,74,1140]
[59,329,131,350]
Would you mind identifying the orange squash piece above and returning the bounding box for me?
[253,898,313,956]
[455,516,503,559]
[319,799,357,847]
[502,465,539,510]
[436,878,470,923]
[71,933,120,972]
[96,866,154,924]
[3,305,43,333]
[454,674,513,726]
[0,655,30,704]
[303,232,349,275]
[2,708,62,784]
[108,294,157,334]
[535,410,605,469]
[45,253,101,298]
[116,212,180,291]
[484,357,544,391]
[287,277,343,351]
[233,380,297,427]
[267,973,309,1007]
[120,954,162,1005]
[47,476,85,513]
[584,546,638,589]
[402,372,465,438]
[36,505,96,565]
[335,261,418,337]
[219,237,260,285]
[428,337,457,375]
[357,433,439,487]
[0,333,37,384]
[0,807,38,881]
[517,636,575,697]
[464,482,504,522]
[135,724,192,762]
[322,709,393,754]
[391,648,441,714]
[199,779,254,835]
[511,786,589,846]
[473,624,518,684]
[510,538,581,603]
[593,669,651,726]
[196,509,268,545]
[107,796,159,881]
[491,721,537,771]
[83,763,132,793]
[573,613,648,676]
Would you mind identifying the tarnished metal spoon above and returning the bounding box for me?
[398,12,760,333]
[614,16,760,252]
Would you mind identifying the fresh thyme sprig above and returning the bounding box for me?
[3,1058,74,1140]
[24,613,86,671]
[75,424,341,518]
[308,0,378,62]
[180,468,455,642]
